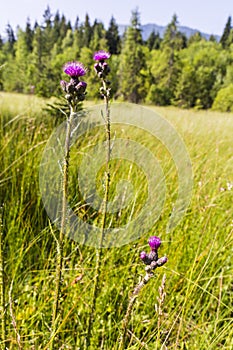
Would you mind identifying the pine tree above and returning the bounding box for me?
[43,5,53,27]
[5,23,16,55]
[162,14,187,51]
[159,14,184,101]
[82,14,92,47]
[118,9,147,103]
[25,18,34,52]
[0,35,3,50]
[106,16,121,54]
[209,34,217,42]
[42,6,54,55]
[74,16,79,30]
[187,31,203,45]
[90,20,107,51]
[53,11,62,43]
[220,16,232,48]
[60,14,69,40]
[146,31,161,50]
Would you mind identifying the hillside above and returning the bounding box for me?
[118,23,220,40]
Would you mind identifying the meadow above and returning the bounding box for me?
[0,92,233,349]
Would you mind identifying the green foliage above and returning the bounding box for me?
[146,30,161,50]
[162,14,187,51]
[118,9,147,103]
[212,83,233,111]
[1,94,233,348]
[220,16,232,48]
[174,41,227,108]
[106,17,121,54]
[0,7,233,110]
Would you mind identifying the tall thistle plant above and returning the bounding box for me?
[49,61,87,349]
[119,236,168,349]
[85,50,112,349]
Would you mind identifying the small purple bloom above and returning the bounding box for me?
[140,251,147,260]
[77,81,87,89]
[148,236,161,251]
[63,61,87,77]
[75,81,87,93]
[93,50,111,61]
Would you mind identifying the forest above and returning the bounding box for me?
[1,7,233,111]
[1,6,233,350]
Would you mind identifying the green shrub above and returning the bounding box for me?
[212,83,233,112]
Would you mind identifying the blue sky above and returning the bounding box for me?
[0,0,232,37]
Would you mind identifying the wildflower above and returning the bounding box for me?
[61,61,87,106]
[140,251,147,260]
[140,236,167,270]
[93,50,111,61]
[148,236,161,251]
[63,61,87,78]
[93,50,111,97]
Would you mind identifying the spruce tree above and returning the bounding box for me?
[5,23,16,55]
[106,16,121,54]
[82,14,92,47]
[118,9,147,103]
[162,14,187,51]
[53,11,62,43]
[90,20,107,51]
[146,31,161,50]
[0,35,3,51]
[25,18,34,52]
[220,16,232,48]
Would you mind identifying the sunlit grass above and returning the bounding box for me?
[0,92,233,349]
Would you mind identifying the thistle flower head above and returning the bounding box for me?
[140,251,147,260]
[93,50,111,61]
[148,236,161,251]
[63,61,87,78]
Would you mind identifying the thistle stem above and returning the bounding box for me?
[119,257,167,350]
[119,269,155,350]
[49,106,75,349]
[85,81,111,349]
[0,206,6,348]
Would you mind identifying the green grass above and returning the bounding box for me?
[0,92,233,349]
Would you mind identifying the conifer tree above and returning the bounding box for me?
[106,16,121,54]
[0,35,3,51]
[162,14,186,51]
[53,11,62,43]
[220,16,232,48]
[82,14,92,47]
[25,18,34,52]
[90,20,107,51]
[118,9,147,103]
[146,31,161,50]
[5,24,16,55]
[74,16,80,30]
[60,14,69,40]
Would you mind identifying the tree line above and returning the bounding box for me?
[1,7,233,111]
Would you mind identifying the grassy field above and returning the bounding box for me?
[0,92,233,349]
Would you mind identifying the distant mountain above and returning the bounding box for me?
[118,23,221,41]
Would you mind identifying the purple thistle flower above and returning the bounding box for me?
[148,236,161,251]
[140,251,147,260]
[93,50,111,61]
[75,81,87,93]
[63,61,87,78]
[77,81,87,89]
